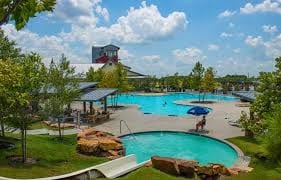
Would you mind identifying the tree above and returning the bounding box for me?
[0,0,56,30]
[201,67,216,101]
[263,105,281,161]
[190,62,205,101]
[0,30,23,61]
[0,60,24,137]
[99,63,132,92]
[6,53,47,163]
[251,57,281,119]
[86,67,104,82]
[44,55,80,139]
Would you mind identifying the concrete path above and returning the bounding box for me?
[93,101,249,139]
[10,128,79,135]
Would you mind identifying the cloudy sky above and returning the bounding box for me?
[2,0,281,76]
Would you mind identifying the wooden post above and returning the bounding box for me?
[90,102,93,114]
[83,102,86,113]
[77,110,80,129]
[104,97,107,112]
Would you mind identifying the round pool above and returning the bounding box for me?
[121,131,238,167]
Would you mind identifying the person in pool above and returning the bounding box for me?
[196,115,206,131]
[163,101,167,106]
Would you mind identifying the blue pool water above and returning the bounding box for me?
[121,132,238,167]
[113,93,237,116]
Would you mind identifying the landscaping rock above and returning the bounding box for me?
[99,138,122,151]
[76,128,124,159]
[145,161,152,167]
[197,165,214,176]
[151,156,180,176]
[178,160,199,178]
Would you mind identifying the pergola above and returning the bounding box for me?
[74,88,118,113]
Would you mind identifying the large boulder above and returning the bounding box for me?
[197,165,214,176]
[177,160,199,178]
[151,156,180,176]
[99,138,123,151]
[76,128,124,159]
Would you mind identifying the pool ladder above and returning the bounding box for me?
[120,120,136,139]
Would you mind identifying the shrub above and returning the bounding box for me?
[263,105,281,161]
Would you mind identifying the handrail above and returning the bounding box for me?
[119,120,136,139]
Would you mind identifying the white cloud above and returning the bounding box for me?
[264,34,281,57]
[233,48,241,53]
[216,57,273,76]
[245,36,264,46]
[220,32,233,38]
[240,0,281,14]
[51,0,109,26]
[172,47,206,64]
[263,25,278,33]
[2,24,85,64]
[218,10,236,18]
[229,22,235,28]
[208,44,220,51]
[244,34,281,58]
[141,55,161,63]
[61,1,187,46]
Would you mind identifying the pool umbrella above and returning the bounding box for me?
[187,106,209,116]
[187,106,210,132]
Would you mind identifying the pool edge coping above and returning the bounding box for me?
[118,130,245,168]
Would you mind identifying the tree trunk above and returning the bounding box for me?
[0,120,5,137]
[58,117,62,139]
[24,128,27,161]
[21,127,25,163]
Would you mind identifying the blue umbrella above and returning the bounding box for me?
[187,106,209,116]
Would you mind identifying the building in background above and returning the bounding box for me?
[92,44,119,63]
[72,44,147,80]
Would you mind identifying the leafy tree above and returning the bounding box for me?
[0,60,24,137]
[263,105,281,161]
[251,57,281,119]
[0,30,22,61]
[44,55,80,139]
[201,67,216,101]
[190,62,205,101]
[86,67,104,82]
[7,53,47,162]
[0,0,56,30]
[99,63,132,92]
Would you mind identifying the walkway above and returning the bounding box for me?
[8,128,79,135]
[94,101,249,139]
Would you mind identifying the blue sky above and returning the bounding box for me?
[3,0,281,76]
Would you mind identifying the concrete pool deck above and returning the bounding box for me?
[93,100,249,140]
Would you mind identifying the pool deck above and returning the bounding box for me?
[93,100,249,140]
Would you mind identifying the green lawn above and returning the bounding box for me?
[0,134,107,179]
[0,135,280,179]
[227,136,281,180]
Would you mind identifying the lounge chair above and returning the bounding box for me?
[228,120,241,127]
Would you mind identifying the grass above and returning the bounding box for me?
[227,136,281,180]
[0,134,107,179]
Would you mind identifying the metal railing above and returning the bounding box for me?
[119,120,136,139]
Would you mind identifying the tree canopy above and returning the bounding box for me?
[0,0,56,30]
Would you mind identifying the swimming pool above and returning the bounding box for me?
[113,93,237,116]
[121,131,238,167]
